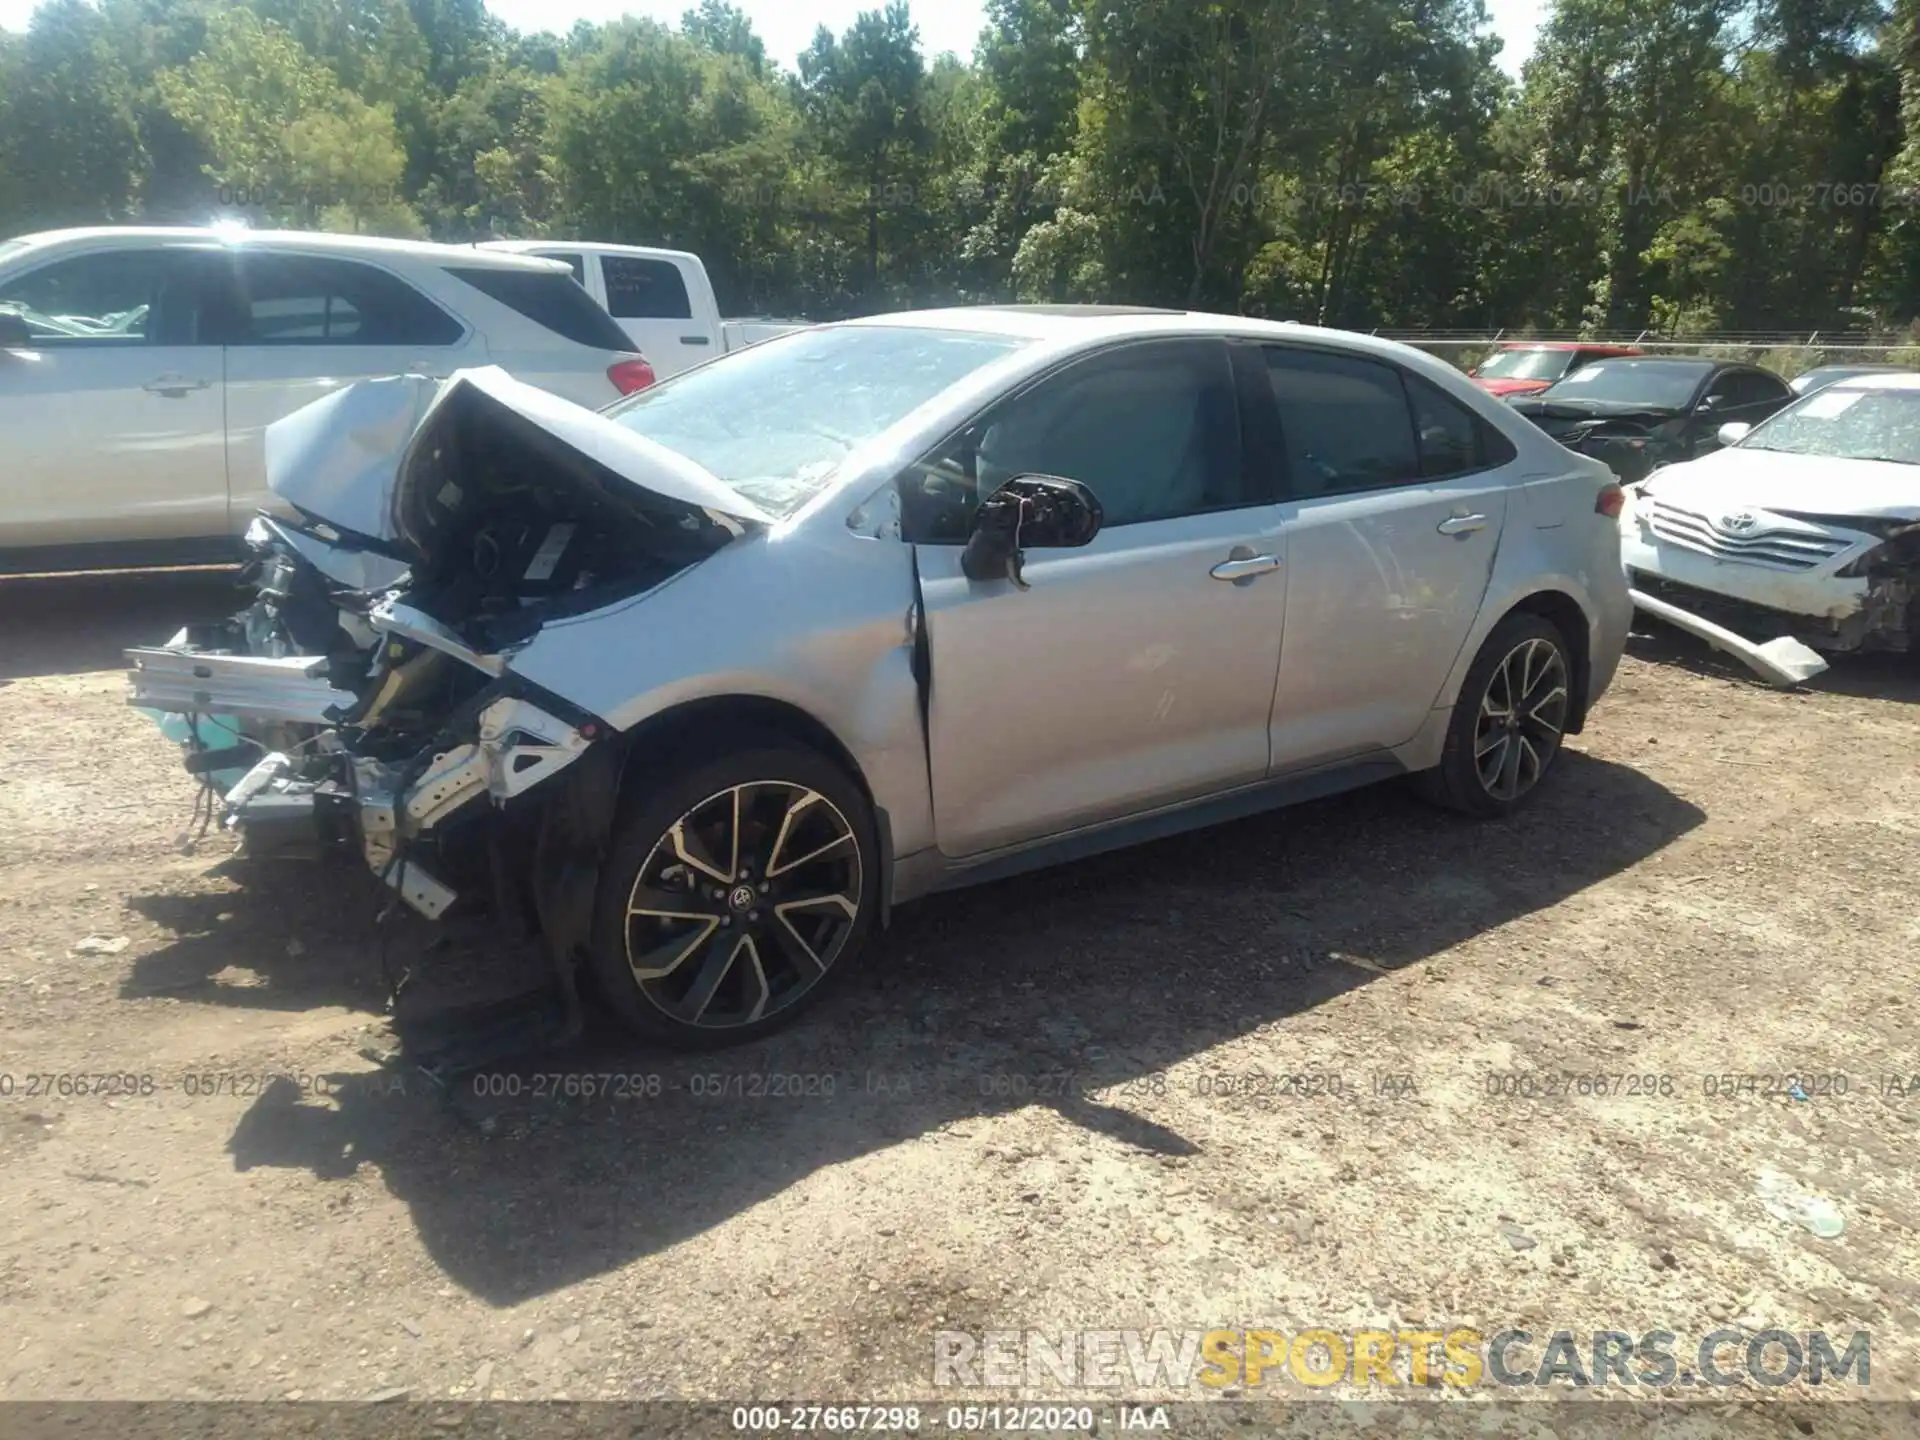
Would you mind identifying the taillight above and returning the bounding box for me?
[607,357,656,395]
[1595,482,1625,519]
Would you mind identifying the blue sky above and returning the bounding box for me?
[0,0,1552,73]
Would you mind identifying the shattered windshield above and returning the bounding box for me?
[604,324,1031,519]
[1475,348,1573,381]
[1741,386,1920,464]
[1539,359,1711,408]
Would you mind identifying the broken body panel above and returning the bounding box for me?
[1619,443,1920,660]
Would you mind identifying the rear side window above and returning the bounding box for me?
[1264,349,1417,496]
[446,266,632,351]
[231,256,463,346]
[1405,374,1482,478]
[603,256,693,320]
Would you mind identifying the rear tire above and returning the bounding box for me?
[586,738,878,1048]
[1415,612,1574,818]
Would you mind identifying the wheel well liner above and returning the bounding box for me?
[1504,589,1593,734]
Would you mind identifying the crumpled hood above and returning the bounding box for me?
[264,366,773,552]
[265,373,442,544]
[1640,445,1920,522]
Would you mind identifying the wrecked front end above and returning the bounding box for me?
[1620,481,1920,657]
[128,367,767,928]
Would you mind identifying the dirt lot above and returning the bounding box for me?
[1,569,1917,1422]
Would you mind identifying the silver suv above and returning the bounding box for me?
[0,227,651,574]
[132,307,1633,1049]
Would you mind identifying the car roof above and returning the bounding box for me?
[481,239,704,264]
[5,226,566,272]
[1823,371,1920,391]
[1803,363,1913,376]
[1576,353,1720,369]
[840,306,1475,367]
[1495,341,1639,352]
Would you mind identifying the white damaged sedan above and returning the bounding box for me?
[1621,373,1920,656]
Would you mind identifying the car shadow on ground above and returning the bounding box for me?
[0,568,245,680]
[151,748,1709,1306]
[1626,619,1920,704]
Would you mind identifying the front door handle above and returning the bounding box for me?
[680,335,711,346]
[143,374,210,398]
[1210,550,1283,584]
[1437,513,1488,536]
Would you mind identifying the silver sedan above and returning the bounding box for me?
[132,306,1633,1048]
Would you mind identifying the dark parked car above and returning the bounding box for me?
[1788,363,1919,397]
[1507,357,1792,483]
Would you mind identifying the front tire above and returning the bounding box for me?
[1415,612,1574,817]
[587,740,878,1047]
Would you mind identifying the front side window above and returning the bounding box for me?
[604,256,693,320]
[608,324,1029,520]
[901,340,1246,539]
[0,249,210,345]
[1714,370,1789,407]
[1264,348,1418,496]
[232,256,463,346]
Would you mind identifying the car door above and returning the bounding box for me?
[217,251,474,527]
[0,244,228,556]
[1259,347,1513,773]
[912,338,1289,858]
[600,254,711,377]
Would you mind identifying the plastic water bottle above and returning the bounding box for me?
[1755,1168,1845,1239]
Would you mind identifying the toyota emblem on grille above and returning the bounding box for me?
[1718,511,1758,532]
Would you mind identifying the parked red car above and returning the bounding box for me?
[1470,342,1644,398]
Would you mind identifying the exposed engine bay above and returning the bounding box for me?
[125,367,765,1065]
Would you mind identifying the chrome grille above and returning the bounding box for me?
[1647,500,1852,572]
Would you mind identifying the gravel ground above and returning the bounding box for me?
[0,569,1916,1431]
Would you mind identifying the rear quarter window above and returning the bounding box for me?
[444,266,632,352]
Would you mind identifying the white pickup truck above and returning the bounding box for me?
[478,241,808,380]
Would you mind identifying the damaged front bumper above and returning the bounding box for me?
[1620,488,1918,654]
[210,693,596,919]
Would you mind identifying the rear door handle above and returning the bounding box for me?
[143,374,211,397]
[1210,551,1283,584]
[680,335,711,346]
[1437,513,1488,536]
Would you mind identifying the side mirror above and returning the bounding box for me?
[1715,421,1752,448]
[960,474,1102,588]
[1697,393,1724,413]
[0,311,33,350]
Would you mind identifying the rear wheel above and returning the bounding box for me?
[1415,612,1573,817]
[587,741,878,1047]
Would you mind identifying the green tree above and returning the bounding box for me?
[0,0,148,231]
[797,2,930,304]
[158,8,422,232]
